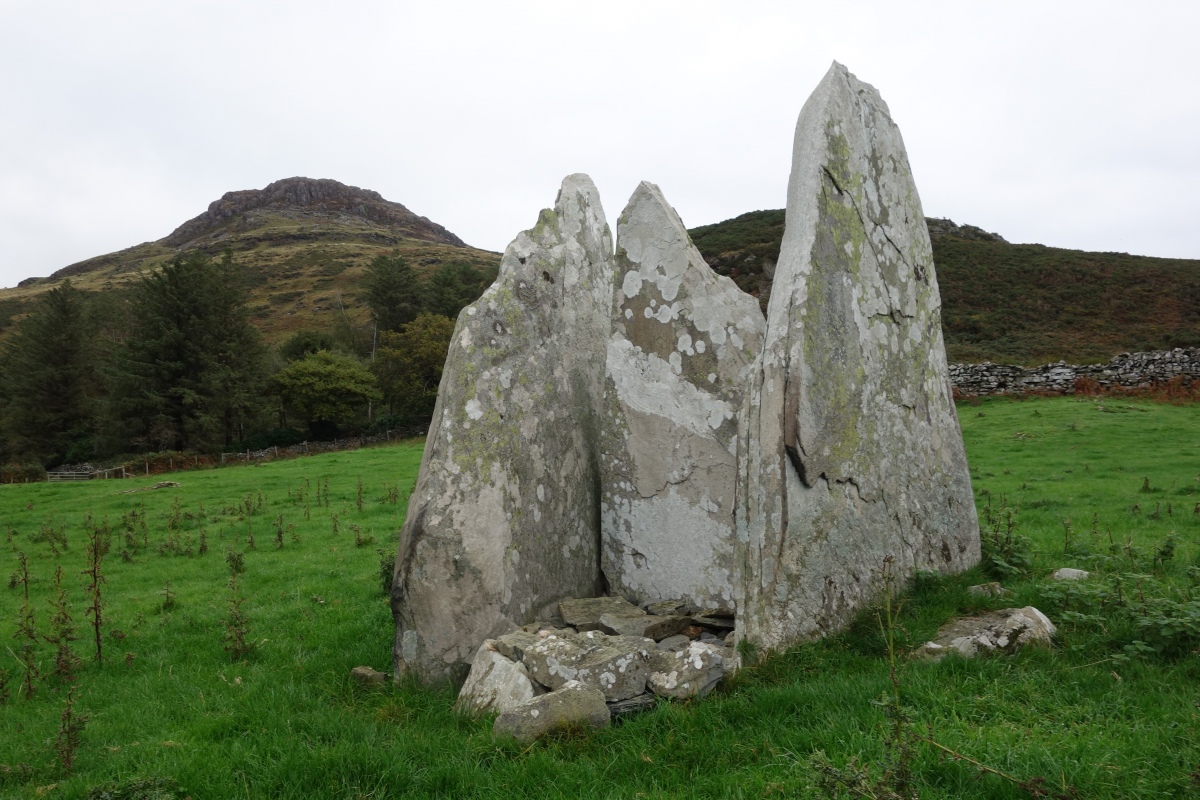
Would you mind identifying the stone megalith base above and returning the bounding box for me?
[737,62,980,653]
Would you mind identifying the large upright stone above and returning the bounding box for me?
[391,175,615,682]
[601,182,764,611]
[737,63,979,652]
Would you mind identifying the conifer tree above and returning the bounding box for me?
[0,280,96,465]
[112,250,266,452]
[363,252,420,333]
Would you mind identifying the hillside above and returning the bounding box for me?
[6,184,1197,366]
[0,177,501,345]
[689,211,1200,365]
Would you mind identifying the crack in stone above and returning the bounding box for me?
[821,165,931,315]
[869,310,912,326]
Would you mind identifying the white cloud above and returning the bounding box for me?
[1,0,1197,288]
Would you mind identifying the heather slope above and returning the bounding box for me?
[689,211,1200,365]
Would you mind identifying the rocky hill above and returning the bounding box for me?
[690,211,1200,365]
[5,183,1197,366]
[1,177,500,345]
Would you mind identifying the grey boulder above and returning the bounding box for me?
[918,607,1056,660]
[559,596,644,631]
[648,641,730,699]
[455,641,540,716]
[493,680,611,743]
[598,613,692,641]
[522,629,654,701]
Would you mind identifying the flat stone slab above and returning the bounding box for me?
[918,606,1056,660]
[645,599,687,616]
[455,641,539,716]
[598,613,692,641]
[648,641,730,699]
[608,693,658,718]
[656,634,692,652]
[600,181,764,612]
[522,630,654,701]
[560,596,644,631]
[492,629,551,663]
[493,680,610,743]
[967,582,1010,597]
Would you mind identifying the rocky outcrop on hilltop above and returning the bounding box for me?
[925,217,1007,243]
[162,177,466,248]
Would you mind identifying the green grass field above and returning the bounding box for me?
[2,400,1199,799]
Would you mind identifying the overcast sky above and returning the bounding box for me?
[1,1,1197,288]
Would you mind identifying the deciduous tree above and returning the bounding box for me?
[373,313,455,423]
[272,350,380,438]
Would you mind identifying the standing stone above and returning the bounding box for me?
[737,63,979,653]
[601,181,765,611]
[391,175,615,683]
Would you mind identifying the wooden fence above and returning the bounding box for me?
[23,425,431,484]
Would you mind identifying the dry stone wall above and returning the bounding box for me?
[949,348,1200,396]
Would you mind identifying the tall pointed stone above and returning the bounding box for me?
[601,182,764,611]
[737,63,979,652]
[391,174,615,683]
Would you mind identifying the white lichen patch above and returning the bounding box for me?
[607,338,736,436]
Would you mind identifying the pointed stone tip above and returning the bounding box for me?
[811,61,889,117]
[629,180,666,208]
[560,172,599,197]
[820,60,851,88]
[619,179,685,235]
[555,173,606,218]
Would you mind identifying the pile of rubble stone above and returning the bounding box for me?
[455,597,739,742]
